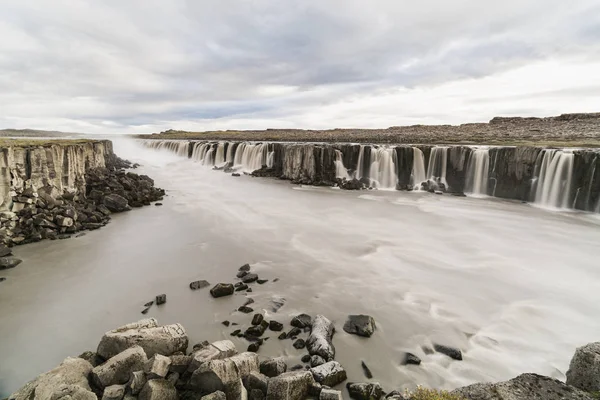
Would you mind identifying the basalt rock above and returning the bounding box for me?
[346,382,384,400]
[291,314,312,329]
[433,344,462,361]
[343,315,376,338]
[260,357,288,378]
[210,283,235,298]
[306,315,335,361]
[566,342,600,392]
[310,361,347,387]
[266,371,315,400]
[91,346,148,388]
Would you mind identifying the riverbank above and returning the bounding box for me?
[136,113,600,147]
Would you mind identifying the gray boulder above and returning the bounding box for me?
[310,361,347,387]
[266,371,315,400]
[97,319,188,359]
[0,256,22,270]
[201,391,226,400]
[230,352,260,378]
[249,389,264,400]
[188,340,238,372]
[290,314,312,329]
[310,355,326,367]
[8,357,95,400]
[138,379,176,400]
[306,315,335,361]
[320,389,343,400]
[145,354,171,379]
[128,371,147,395]
[433,344,462,360]
[104,194,131,212]
[260,357,287,378]
[566,342,600,392]
[453,373,594,400]
[190,358,243,400]
[170,354,192,374]
[346,382,384,400]
[102,384,125,400]
[343,315,375,338]
[92,346,148,388]
[245,372,269,394]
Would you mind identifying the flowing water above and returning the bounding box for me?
[534,150,575,209]
[1,139,600,397]
[411,147,427,189]
[465,148,490,196]
[368,147,397,189]
[427,147,449,187]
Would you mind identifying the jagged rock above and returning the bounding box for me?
[78,351,103,367]
[231,329,241,337]
[128,371,147,395]
[239,306,254,314]
[97,319,187,359]
[252,314,264,326]
[257,279,268,284]
[103,194,131,212]
[401,353,421,366]
[242,273,259,283]
[138,379,176,400]
[55,215,74,227]
[278,332,287,340]
[235,284,249,292]
[231,352,260,378]
[91,346,148,388]
[433,344,462,360]
[290,314,312,329]
[307,315,335,361]
[260,357,287,378]
[343,315,375,338]
[310,361,347,387]
[7,357,95,400]
[102,384,126,400]
[310,356,326,368]
[248,342,261,352]
[287,327,301,338]
[566,342,600,392]
[188,340,238,372]
[239,264,251,272]
[301,355,311,363]
[320,389,343,400]
[293,339,306,349]
[190,280,210,290]
[361,361,373,379]
[190,358,244,399]
[245,372,269,394]
[266,371,315,400]
[0,256,22,270]
[155,294,166,305]
[452,373,594,400]
[201,391,226,400]
[144,354,171,379]
[169,354,192,374]
[210,283,235,298]
[245,321,269,337]
[346,382,384,400]
[269,321,283,331]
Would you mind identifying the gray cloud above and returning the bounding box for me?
[0,0,599,133]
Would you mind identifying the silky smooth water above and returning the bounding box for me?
[1,139,600,396]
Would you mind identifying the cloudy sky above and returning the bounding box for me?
[1,0,599,134]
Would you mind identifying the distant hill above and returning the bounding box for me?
[0,129,85,138]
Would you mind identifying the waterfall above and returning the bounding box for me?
[144,140,189,157]
[427,146,448,187]
[465,148,490,195]
[585,156,597,211]
[410,147,427,189]
[267,151,274,168]
[355,145,365,179]
[369,147,397,189]
[214,143,226,165]
[534,149,574,208]
[233,143,269,172]
[334,150,350,180]
[226,142,235,163]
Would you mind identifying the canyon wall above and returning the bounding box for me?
[144,140,600,213]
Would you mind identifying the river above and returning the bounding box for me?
[1,138,599,396]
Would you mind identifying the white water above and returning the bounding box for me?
[368,147,398,189]
[534,150,574,209]
[355,145,365,180]
[144,140,189,157]
[335,149,350,180]
[226,142,236,163]
[465,148,490,196]
[411,147,427,189]
[235,143,269,172]
[214,142,226,166]
[427,146,449,187]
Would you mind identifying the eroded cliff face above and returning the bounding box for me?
[0,141,112,211]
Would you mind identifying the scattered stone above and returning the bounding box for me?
[102,384,126,400]
[242,273,259,283]
[252,314,264,326]
[320,388,343,400]
[291,314,312,329]
[0,256,22,270]
[156,294,167,305]
[266,371,315,400]
[301,355,311,363]
[222,320,230,327]
[141,307,151,314]
[0,244,12,257]
[239,264,251,272]
[269,321,283,332]
[402,353,421,366]
[91,345,148,388]
[566,342,600,392]
[155,203,163,206]
[310,356,326,368]
[239,306,254,314]
[310,361,347,387]
[247,288,253,293]
[235,284,249,292]
[231,329,241,336]
[307,315,336,361]
[144,301,154,307]
[166,371,179,386]
[260,357,288,378]
[250,388,265,400]
[138,379,177,400]
[104,194,131,213]
[278,332,288,340]
[288,327,302,338]
[190,280,210,290]
[145,354,171,379]
[361,361,373,379]
[128,370,147,395]
[245,321,269,337]
[293,339,306,349]
[346,382,384,400]
[210,283,235,298]
[343,315,376,338]
[237,270,249,278]
[232,173,241,177]
[257,279,268,284]
[433,344,462,360]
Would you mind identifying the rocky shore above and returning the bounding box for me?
[8,262,600,400]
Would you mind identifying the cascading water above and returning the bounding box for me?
[267,151,274,168]
[144,140,189,157]
[233,143,269,172]
[355,145,365,180]
[465,148,490,196]
[369,147,397,189]
[334,150,350,180]
[214,143,226,165]
[226,142,235,163]
[427,146,448,187]
[534,149,574,209]
[410,147,427,189]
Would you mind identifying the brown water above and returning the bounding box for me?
[1,139,600,396]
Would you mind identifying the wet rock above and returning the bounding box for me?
[257,279,268,284]
[245,321,269,337]
[210,283,235,298]
[293,339,306,349]
[402,353,421,366]
[128,370,147,395]
[291,314,312,329]
[260,357,287,378]
[0,277,5,283]
[190,357,248,399]
[269,321,283,332]
[248,342,261,352]
[102,384,126,400]
[239,264,251,272]
[310,361,347,387]
[189,340,238,372]
[237,270,249,278]
[0,244,12,257]
[320,389,343,400]
[307,315,335,361]
[154,203,163,206]
[92,346,148,388]
[287,327,302,338]
[433,344,462,360]
[301,355,311,363]
[310,355,326,368]
[242,273,259,283]
[343,315,376,338]
[232,173,241,177]
[252,314,264,326]
[169,354,192,374]
[235,284,249,291]
[138,379,176,400]
[144,354,171,379]
[346,382,384,400]
[0,256,22,270]
[155,294,166,305]
[246,288,253,293]
[290,365,304,371]
[141,307,151,314]
[385,390,406,400]
[222,320,230,327]
[8,357,94,400]
[566,342,600,392]
[190,280,210,290]
[245,371,269,394]
[453,373,594,400]
[201,391,226,400]
[266,371,315,400]
[278,332,287,340]
[269,295,286,312]
[239,306,254,314]
[97,319,188,359]
[104,194,131,212]
[361,361,373,379]
[231,329,241,336]
[166,371,179,386]
[55,215,74,227]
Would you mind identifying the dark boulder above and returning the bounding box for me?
[189,280,210,290]
[257,279,268,284]
[291,314,312,329]
[347,382,384,400]
[402,353,421,366]
[238,306,254,314]
[210,283,234,298]
[0,256,22,270]
[293,339,306,349]
[237,270,249,278]
[361,361,373,379]
[433,344,462,360]
[251,314,264,326]
[239,264,251,272]
[235,284,249,292]
[269,321,284,332]
[155,294,166,305]
[343,315,376,337]
[103,194,131,212]
[242,273,259,283]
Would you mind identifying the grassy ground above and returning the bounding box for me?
[0,139,104,148]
